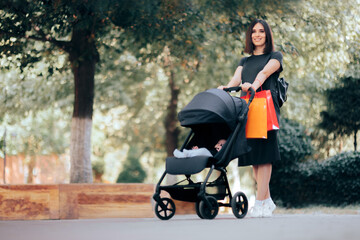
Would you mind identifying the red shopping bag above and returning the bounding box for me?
[242,97,267,139]
[254,90,279,131]
[242,90,279,138]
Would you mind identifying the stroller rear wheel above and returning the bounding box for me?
[155,197,176,220]
[231,191,248,218]
[199,196,219,219]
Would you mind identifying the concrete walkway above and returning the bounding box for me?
[1,213,360,240]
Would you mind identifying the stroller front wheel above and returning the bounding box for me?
[199,196,219,219]
[155,197,176,220]
[231,191,248,218]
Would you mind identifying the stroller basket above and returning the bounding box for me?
[163,184,200,202]
[163,180,228,202]
[206,181,227,200]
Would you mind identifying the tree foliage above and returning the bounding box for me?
[267,0,360,126]
[319,76,360,151]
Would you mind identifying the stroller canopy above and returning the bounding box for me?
[178,88,244,130]
[178,89,249,164]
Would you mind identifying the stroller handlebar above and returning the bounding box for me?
[223,86,256,104]
[247,87,255,104]
[223,86,242,92]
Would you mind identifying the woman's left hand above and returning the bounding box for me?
[241,82,253,92]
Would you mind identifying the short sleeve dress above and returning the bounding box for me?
[237,51,283,166]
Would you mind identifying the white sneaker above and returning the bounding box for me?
[268,200,276,212]
[262,205,273,217]
[248,205,263,218]
[266,199,276,211]
[263,199,276,217]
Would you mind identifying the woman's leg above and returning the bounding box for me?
[254,163,272,200]
[252,165,259,182]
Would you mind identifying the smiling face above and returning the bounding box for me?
[244,19,274,54]
[251,23,266,49]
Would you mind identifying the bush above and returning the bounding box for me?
[92,161,105,176]
[277,118,313,166]
[271,118,360,206]
[116,146,147,183]
[270,118,313,206]
[302,152,360,206]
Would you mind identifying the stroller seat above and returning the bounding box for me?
[166,155,215,175]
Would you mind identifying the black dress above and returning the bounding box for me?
[237,51,283,166]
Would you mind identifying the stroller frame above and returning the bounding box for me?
[153,87,255,220]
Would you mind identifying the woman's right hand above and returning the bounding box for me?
[218,85,227,90]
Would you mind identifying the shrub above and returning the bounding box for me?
[302,152,360,206]
[92,161,105,176]
[116,146,147,183]
[277,118,313,166]
[271,118,360,207]
[270,118,313,206]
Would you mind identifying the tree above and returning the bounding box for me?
[0,0,204,182]
[319,76,360,151]
[259,0,359,128]
[1,0,115,182]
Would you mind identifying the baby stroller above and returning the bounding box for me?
[153,87,255,220]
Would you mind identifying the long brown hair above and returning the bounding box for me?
[244,19,274,55]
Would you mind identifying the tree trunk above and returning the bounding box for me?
[68,28,98,183]
[26,156,36,184]
[2,129,6,184]
[164,70,180,156]
[164,69,180,184]
[355,130,358,152]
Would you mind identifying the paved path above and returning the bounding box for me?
[1,213,360,240]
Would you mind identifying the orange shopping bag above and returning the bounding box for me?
[254,90,279,131]
[242,97,267,139]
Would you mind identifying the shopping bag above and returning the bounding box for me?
[242,97,267,139]
[253,90,279,131]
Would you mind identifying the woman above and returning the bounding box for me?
[218,19,283,217]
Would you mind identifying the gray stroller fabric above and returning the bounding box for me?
[166,156,211,175]
[178,89,240,129]
[178,88,249,166]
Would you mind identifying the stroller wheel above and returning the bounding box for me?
[155,197,176,220]
[231,192,248,218]
[195,201,204,219]
[199,196,219,219]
